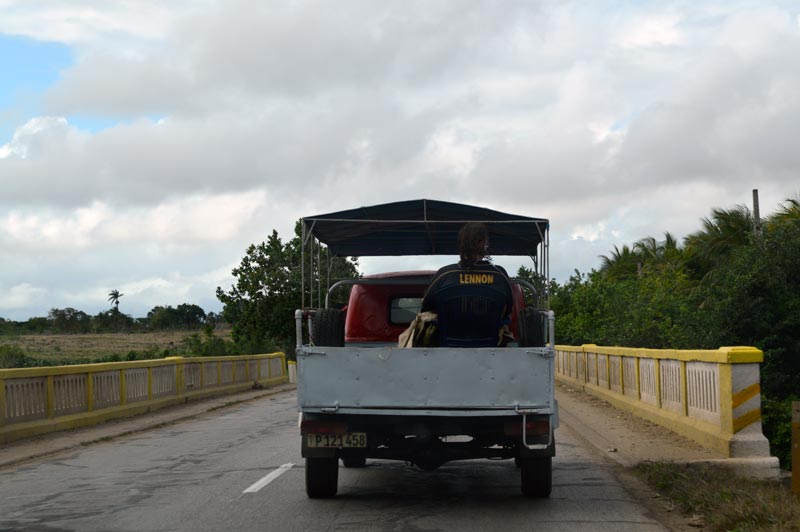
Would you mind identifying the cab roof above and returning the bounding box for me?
[303,199,548,257]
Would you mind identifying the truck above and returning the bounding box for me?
[295,199,557,498]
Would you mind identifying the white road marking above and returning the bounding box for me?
[242,463,295,494]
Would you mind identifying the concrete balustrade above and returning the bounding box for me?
[556,344,773,460]
[0,353,287,445]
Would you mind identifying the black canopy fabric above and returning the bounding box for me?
[303,199,548,257]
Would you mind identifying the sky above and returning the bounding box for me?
[1,1,800,320]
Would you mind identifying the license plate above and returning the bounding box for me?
[306,433,367,448]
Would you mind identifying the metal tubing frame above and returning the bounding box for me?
[302,218,550,310]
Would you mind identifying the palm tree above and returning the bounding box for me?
[108,289,123,310]
[768,195,800,226]
[684,205,753,279]
[598,244,640,280]
[633,232,683,273]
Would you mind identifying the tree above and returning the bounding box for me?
[48,307,91,333]
[598,244,640,280]
[146,304,207,330]
[768,195,800,227]
[92,309,134,332]
[684,205,753,279]
[176,303,206,328]
[216,223,359,353]
[515,265,547,307]
[108,289,123,310]
[630,233,685,276]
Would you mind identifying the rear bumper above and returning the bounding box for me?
[300,412,556,461]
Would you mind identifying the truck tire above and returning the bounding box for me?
[517,307,546,348]
[311,309,345,347]
[306,457,339,498]
[520,457,552,498]
[342,456,367,468]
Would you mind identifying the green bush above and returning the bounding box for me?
[761,396,797,469]
[0,345,33,368]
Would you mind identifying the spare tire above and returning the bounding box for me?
[517,307,547,347]
[311,308,345,347]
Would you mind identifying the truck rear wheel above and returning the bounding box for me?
[311,309,345,347]
[306,457,339,498]
[520,457,552,498]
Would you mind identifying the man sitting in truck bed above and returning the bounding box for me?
[421,222,514,347]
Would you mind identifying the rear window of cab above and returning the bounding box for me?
[389,297,422,325]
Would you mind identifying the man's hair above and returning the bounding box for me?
[458,223,489,265]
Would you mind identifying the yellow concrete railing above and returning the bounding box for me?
[0,353,287,444]
[556,344,771,459]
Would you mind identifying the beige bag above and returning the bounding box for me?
[398,311,438,348]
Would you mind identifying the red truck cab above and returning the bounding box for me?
[343,270,527,344]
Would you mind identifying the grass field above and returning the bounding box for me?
[0,329,233,364]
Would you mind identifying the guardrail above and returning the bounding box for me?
[0,353,287,444]
[555,344,773,460]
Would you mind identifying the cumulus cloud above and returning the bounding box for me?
[2,1,800,320]
[1,191,266,251]
[0,116,75,159]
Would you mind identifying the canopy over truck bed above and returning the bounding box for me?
[299,198,550,308]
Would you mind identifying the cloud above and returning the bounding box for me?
[619,14,684,48]
[3,1,800,321]
[0,116,75,159]
[0,283,47,311]
[0,1,196,46]
[0,191,266,252]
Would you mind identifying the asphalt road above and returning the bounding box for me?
[0,391,671,532]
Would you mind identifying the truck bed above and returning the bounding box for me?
[297,346,555,417]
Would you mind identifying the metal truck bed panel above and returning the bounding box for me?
[297,346,554,413]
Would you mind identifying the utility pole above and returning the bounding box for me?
[752,189,762,238]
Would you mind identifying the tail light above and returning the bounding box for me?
[301,419,348,435]
[504,419,549,436]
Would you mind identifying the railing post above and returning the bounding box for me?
[0,378,6,427]
[619,355,625,395]
[147,367,153,400]
[46,375,55,418]
[654,358,662,408]
[634,357,641,400]
[119,369,127,406]
[792,402,798,498]
[718,363,734,433]
[217,361,222,386]
[592,350,599,386]
[232,359,237,384]
[86,372,94,412]
[582,350,588,384]
[175,359,183,396]
[680,360,688,417]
